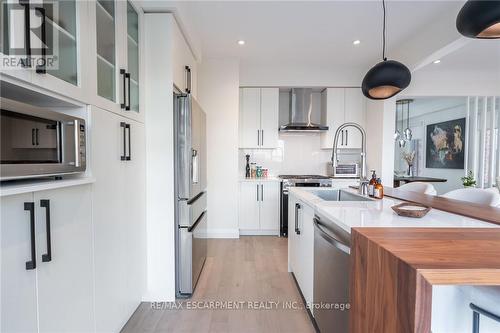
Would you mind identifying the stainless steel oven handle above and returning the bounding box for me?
[313,217,350,254]
[73,120,80,167]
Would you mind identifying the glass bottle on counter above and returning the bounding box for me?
[245,155,251,178]
[374,178,384,199]
[368,170,377,197]
[250,163,257,178]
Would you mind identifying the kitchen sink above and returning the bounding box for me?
[311,189,372,202]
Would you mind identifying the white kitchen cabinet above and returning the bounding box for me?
[29,0,91,103]
[238,181,260,231]
[296,202,314,309]
[0,185,94,333]
[1,0,89,100]
[91,105,145,332]
[287,194,315,313]
[239,87,279,149]
[239,88,261,148]
[320,88,366,149]
[238,181,280,235]
[260,88,280,149]
[259,181,280,231]
[89,0,144,123]
[1,193,38,333]
[35,186,94,333]
[172,17,197,98]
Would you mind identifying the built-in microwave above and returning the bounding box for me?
[0,98,86,181]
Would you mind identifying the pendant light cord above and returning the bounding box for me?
[382,0,387,61]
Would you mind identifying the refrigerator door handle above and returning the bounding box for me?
[192,149,199,184]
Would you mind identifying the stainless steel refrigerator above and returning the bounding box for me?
[174,92,207,297]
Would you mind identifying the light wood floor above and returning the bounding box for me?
[121,236,315,333]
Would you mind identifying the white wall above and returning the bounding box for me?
[394,101,468,194]
[239,134,336,178]
[144,14,176,301]
[198,58,240,238]
[365,99,396,187]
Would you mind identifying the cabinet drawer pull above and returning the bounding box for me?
[126,123,131,160]
[20,0,31,67]
[32,128,36,146]
[120,69,127,109]
[345,129,348,146]
[120,122,127,160]
[24,202,36,270]
[261,130,264,146]
[295,203,301,235]
[35,7,47,74]
[40,200,52,262]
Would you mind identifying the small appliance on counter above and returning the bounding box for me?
[327,162,359,178]
[0,98,87,181]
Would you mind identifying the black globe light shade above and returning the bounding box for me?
[361,59,412,100]
[456,0,500,39]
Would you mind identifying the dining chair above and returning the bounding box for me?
[441,188,500,207]
[398,182,437,195]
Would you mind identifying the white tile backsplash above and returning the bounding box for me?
[239,133,361,177]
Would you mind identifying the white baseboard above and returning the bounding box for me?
[239,230,279,236]
[201,228,240,239]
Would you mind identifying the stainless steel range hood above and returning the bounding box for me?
[279,88,329,132]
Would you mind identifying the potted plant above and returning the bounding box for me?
[461,171,476,188]
[401,150,416,177]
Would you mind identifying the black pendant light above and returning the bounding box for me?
[456,1,500,39]
[362,0,411,100]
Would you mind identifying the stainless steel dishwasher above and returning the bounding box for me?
[313,215,351,333]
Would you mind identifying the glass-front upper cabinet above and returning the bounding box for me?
[1,0,86,95]
[95,0,116,102]
[91,0,142,121]
[127,1,139,114]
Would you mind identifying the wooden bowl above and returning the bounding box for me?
[391,202,431,218]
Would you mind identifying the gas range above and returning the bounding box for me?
[278,175,333,188]
[278,175,332,237]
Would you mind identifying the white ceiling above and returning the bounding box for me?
[141,1,461,68]
[419,39,500,73]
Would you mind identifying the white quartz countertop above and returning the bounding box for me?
[289,187,497,233]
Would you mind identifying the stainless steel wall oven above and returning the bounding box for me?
[0,98,86,181]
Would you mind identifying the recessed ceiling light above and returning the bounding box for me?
[433,59,441,64]
[353,40,361,45]
[237,40,245,45]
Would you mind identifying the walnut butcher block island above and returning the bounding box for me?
[350,228,500,333]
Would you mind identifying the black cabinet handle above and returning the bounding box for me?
[35,128,39,145]
[24,202,36,270]
[261,184,264,201]
[345,129,348,146]
[257,130,260,146]
[126,72,131,110]
[32,128,36,145]
[125,123,131,160]
[120,122,126,160]
[35,7,46,74]
[295,203,301,235]
[40,200,52,262]
[341,130,344,146]
[256,184,259,202]
[185,66,191,93]
[120,69,126,109]
[261,130,264,146]
[20,0,31,68]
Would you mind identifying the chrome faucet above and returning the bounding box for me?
[331,122,367,179]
